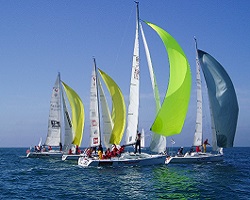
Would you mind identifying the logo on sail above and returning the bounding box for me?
[51,120,60,128]
[93,137,98,144]
[91,120,97,126]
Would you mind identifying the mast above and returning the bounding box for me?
[93,58,102,146]
[193,37,203,147]
[136,1,140,132]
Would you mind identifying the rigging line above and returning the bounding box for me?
[113,4,134,68]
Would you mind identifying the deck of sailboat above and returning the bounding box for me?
[26,150,63,158]
[62,154,81,161]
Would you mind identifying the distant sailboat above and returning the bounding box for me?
[89,59,113,149]
[90,58,126,147]
[27,73,84,158]
[166,38,239,164]
[63,59,113,161]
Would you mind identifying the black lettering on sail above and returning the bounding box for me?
[51,120,60,128]
[65,111,72,128]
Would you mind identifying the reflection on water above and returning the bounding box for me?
[152,166,200,199]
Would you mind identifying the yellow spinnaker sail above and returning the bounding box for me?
[62,82,84,146]
[98,69,126,145]
[146,22,192,136]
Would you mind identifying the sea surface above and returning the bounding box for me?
[0,147,250,200]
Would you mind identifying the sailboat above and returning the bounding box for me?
[124,2,191,157]
[77,59,165,167]
[27,73,85,158]
[166,38,239,164]
[78,59,166,167]
[63,59,114,161]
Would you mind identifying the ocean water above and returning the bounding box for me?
[0,147,250,200]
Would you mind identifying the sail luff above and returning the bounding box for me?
[45,74,61,146]
[193,39,203,146]
[61,82,84,146]
[98,68,126,145]
[198,50,239,148]
[125,3,140,145]
[146,22,192,136]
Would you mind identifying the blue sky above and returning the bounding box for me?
[0,0,249,147]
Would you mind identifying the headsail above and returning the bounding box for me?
[140,22,166,153]
[198,50,239,149]
[45,74,61,146]
[98,69,126,145]
[61,84,74,150]
[125,2,140,145]
[98,77,113,148]
[61,82,84,146]
[146,22,192,136]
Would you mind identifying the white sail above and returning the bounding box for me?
[38,137,42,147]
[89,64,100,147]
[61,87,74,150]
[140,22,166,153]
[45,74,61,146]
[141,128,145,148]
[193,40,203,147]
[125,4,140,145]
[98,78,113,149]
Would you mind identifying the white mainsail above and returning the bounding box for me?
[141,128,145,148]
[89,63,101,147]
[89,59,113,149]
[140,22,166,153]
[193,39,203,147]
[45,74,61,146]
[125,3,140,145]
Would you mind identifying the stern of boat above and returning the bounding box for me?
[165,156,173,164]
[78,157,93,167]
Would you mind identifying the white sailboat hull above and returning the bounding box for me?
[166,152,223,164]
[78,153,166,167]
[26,151,62,158]
[62,154,81,161]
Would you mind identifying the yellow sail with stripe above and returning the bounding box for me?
[146,22,192,136]
[62,82,84,146]
[98,69,126,145]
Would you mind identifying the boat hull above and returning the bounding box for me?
[166,153,223,164]
[62,154,81,161]
[78,153,166,167]
[26,151,62,158]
